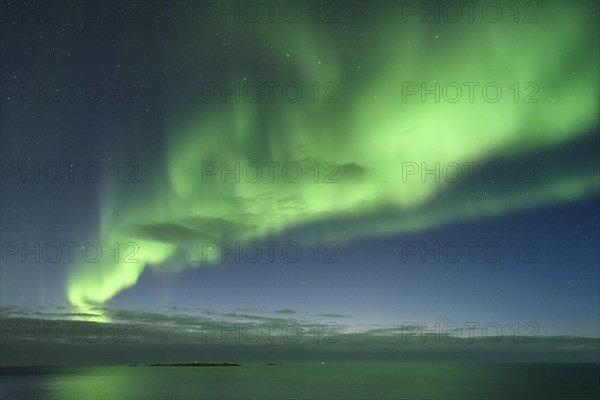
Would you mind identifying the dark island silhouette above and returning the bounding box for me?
[130,361,284,367]
[146,362,241,367]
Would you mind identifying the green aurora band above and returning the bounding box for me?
[67,2,599,318]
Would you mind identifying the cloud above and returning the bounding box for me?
[3,306,599,366]
[275,309,297,315]
[2,310,598,366]
[317,313,352,319]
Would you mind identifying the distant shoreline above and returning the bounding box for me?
[145,363,241,367]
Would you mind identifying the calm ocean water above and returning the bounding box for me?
[1,363,598,400]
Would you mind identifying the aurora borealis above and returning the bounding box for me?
[56,1,600,317]
[1,0,599,369]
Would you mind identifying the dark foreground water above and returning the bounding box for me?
[1,363,598,399]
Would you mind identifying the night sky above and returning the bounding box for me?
[0,1,599,364]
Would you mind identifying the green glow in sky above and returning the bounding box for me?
[67,3,599,316]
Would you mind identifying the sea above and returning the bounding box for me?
[1,363,598,399]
